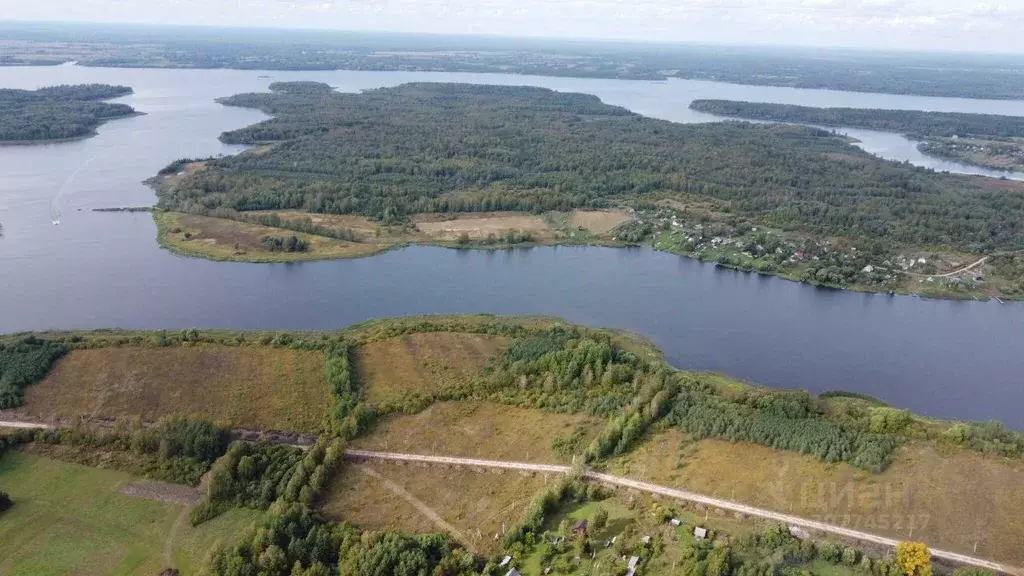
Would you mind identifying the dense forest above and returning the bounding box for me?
[158,82,1024,254]
[0,84,136,142]
[689,100,1024,139]
[4,23,1024,99]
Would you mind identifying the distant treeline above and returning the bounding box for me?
[689,99,1024,139]
[158,82,1024,255]
[0,84,135,142]
[4,24,1024,99]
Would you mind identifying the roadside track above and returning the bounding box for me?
[3,421,1018,575]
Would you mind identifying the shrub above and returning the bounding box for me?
[0,491,12,513]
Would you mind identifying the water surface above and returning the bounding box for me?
[1,67,1022,427]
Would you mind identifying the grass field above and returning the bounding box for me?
[609,429,1024,564]
[0,452,261,576]
[354,332,509,404]
[154,211,390,263]
[20,346,330,433]
[321,461,547,555]
[154,209,634,263]
[350,401,604,463]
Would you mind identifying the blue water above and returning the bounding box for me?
[1,66,1022,426]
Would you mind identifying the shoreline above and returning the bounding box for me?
[0,111,146,146]
[147,210,1018,303]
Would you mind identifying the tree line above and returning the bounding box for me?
[0,84,136,142]
[157,82,1023,254]
[690,99,1024,139]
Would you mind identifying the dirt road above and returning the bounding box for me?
[345,450,1020,575]
[3,421,1017,575]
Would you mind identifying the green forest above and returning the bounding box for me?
[689,100,1024,139]
[157,82,1024,255]
[0,83,136,142]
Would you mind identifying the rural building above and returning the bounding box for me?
[669,518,682,526]
[626,555,641,576]
[498,556,512,568]
[506,569,520,576]
[694,527,708,539]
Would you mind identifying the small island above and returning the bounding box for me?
[147,82,1024,300]
[689,99,1024,175]
[0,84,138,143]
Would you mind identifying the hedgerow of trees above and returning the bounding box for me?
[0,84,135,142]
[157,82,1024,256]
[0,336,68,409]
[690,100,1024,139]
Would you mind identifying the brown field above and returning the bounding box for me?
[270,211,410,244]
[19,346,329,432]
[354,332,508,403]
[414,212,551,239]
[156,212,388,262]
[351,401,603,463]
[321,461,547,554]
[610,430,1024,564]
[568,210,633,233]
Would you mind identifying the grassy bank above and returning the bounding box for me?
[152,207,636,264]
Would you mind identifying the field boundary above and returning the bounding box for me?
[4,420,1018,575]
[343,450,1021,576]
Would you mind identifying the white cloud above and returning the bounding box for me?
[2,0,1024,52]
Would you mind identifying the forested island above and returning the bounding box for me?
[3,22,1024,99]
[689,100,1024,174]
[0,84,137,143]
[1,316,1022,573]
[151,81,1024,298]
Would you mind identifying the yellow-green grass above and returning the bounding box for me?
[354,332,509,404]
[609,429,1024,564]
[350,401,603,463]
[154,211,391,263]
[518,494,764,576]
[0,452,261,576]
[321,461,546,555]
[20,345,330,433]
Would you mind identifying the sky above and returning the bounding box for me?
[3,0,1024,53]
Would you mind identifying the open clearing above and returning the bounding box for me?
[414,212,551,239]
[354,332,509,403]
[19,346,329,433]
[413,209,634,240]
[321,461,546,555]
[568,210,633,233]
[350,401,603,463]
[610,430,1024,564]
[0,452,262,576]
[155,212,388,262]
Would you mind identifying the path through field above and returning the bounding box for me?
[356,464,474,552]
[3,420,1019,575]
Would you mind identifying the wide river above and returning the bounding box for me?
[1,66,1023,427]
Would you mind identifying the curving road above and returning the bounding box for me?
[3,422,1017,575]
[345,449,1020,576]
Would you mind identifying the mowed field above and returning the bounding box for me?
[350,401,603,463]
[0,452,262,576]
[353,332,509,404]
[413,209,634,240]
[609,430,1024,564]
[321,461,547,555]
[155,212,389,263]
[19,346,330,433]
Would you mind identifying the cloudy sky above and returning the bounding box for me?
[4,0,1024,53]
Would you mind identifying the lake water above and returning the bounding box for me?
[1,66,1023,427]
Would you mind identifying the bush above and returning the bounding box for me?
[0,491,12,513]
[0,336,68,409]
